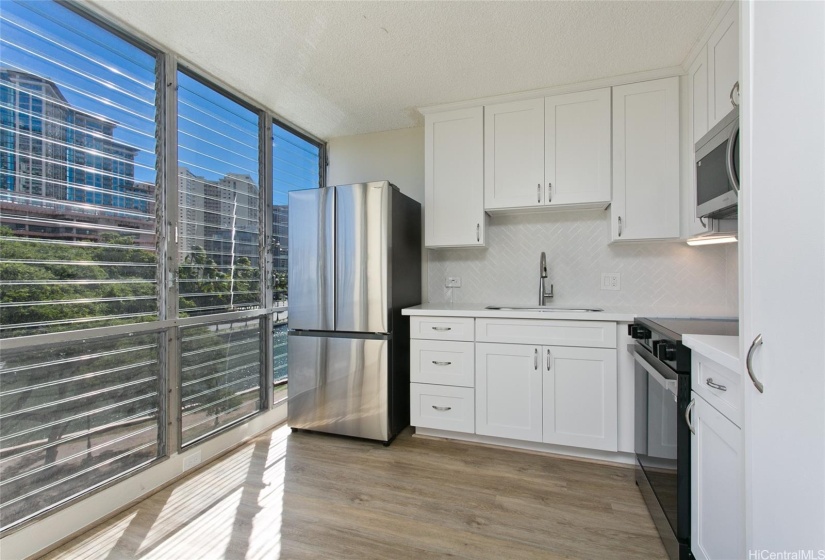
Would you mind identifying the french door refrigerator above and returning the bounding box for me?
[287,181,421,443]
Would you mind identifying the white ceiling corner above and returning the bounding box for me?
[87,0,721,140]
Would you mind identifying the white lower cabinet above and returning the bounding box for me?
[409,316,620,457]
[691,393,743,560]
[410,383,475,434]
[475,343,543,442]
[542,346,618,451]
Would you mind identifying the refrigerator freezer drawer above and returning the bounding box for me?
[288,333,390,441]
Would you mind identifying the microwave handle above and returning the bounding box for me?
[726,121,740,193]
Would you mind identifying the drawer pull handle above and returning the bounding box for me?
[432,360,452,366]
[432,326,452,332]
[432,405,452,412]
[706,378,727,391]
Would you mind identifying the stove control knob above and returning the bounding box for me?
[657,342,676,361]
[629,325,650,340]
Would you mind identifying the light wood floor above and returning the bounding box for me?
[43,425,667,560]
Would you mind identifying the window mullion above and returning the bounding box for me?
[160,52,180,453]
[261,113,274,409]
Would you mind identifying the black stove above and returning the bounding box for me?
[630,317,738,560]
[630,317,739,373]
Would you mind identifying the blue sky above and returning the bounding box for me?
[0,0,320,207]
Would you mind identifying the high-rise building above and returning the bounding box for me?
[177,168,260,267]
[0,69,154,247]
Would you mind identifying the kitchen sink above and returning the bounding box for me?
[485,306,604,312]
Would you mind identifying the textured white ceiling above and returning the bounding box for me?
[87,0,720,140]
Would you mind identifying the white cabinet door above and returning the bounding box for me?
[545,88,611,207]
[484,98,545,210]
[707,3,739,129]
[475,343,542,442]
[691,395,743,560]
[687,47,712,236]
[611,77,680,241]
[542,346,617,451]
[424,107,485,247]
[741,2,825,553]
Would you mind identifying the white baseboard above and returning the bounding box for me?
[414,427,637,467]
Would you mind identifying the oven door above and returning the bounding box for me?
[634,342,689,557]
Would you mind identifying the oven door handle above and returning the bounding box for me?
[633,349,678,399]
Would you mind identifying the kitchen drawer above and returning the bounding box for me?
[411,339,474,387]
[475,318,616,348]
[410,383,475,433]
[692,353,742,427]
[410,316,474,341]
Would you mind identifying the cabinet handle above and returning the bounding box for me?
[547,182,552,203]
[432,360,452,366]
[618,216,623,237]
[699,216,707,228]
[546,348,551,371]
[432,326,452,332]
[706,378,727,391]
[747,334,765,393]
[432,405,452,412]
[476,223,480,242]
[685,398,696,434]
[537,183,541,203]
[534,348,538,370]
[730,81,739,108]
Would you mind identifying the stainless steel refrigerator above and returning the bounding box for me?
[287,181,421,443]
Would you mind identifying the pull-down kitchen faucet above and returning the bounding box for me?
[539,252,554,306]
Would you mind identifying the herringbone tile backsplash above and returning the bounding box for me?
[428,210,738,317]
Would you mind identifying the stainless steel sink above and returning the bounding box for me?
[486,306,604,312]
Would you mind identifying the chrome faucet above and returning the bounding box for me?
[539,252,554,306]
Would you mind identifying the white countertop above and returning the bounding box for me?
[682,334,741,372]
[401,303,637,322]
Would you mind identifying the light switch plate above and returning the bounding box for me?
[601,273,621,291]
[446,277,461,288]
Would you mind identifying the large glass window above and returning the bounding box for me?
[0,0,160,530]
[176,72,264,444]
[271,122,321,402]
[0,0,159,338]
[176,71,260,316]
[0,0,325,535]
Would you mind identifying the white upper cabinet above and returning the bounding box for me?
[545,88,612,207]
[424,107,486,248]
[688,47,712,236]
[611,77,680,241]
[484,98,545,210]
[484,89,611,211]
[707,3,739,128]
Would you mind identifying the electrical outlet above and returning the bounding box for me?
[601,273,621,291]
[446,277,461,288]
[182,450,201,472]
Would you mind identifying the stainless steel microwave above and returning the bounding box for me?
[695,107,739,218]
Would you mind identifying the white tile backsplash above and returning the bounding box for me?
[428,210,739,317]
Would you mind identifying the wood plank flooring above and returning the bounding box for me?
[43,425,667,559]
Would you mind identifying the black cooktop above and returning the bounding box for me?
[637,317,739,341]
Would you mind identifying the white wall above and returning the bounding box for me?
[326,127,424,203]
